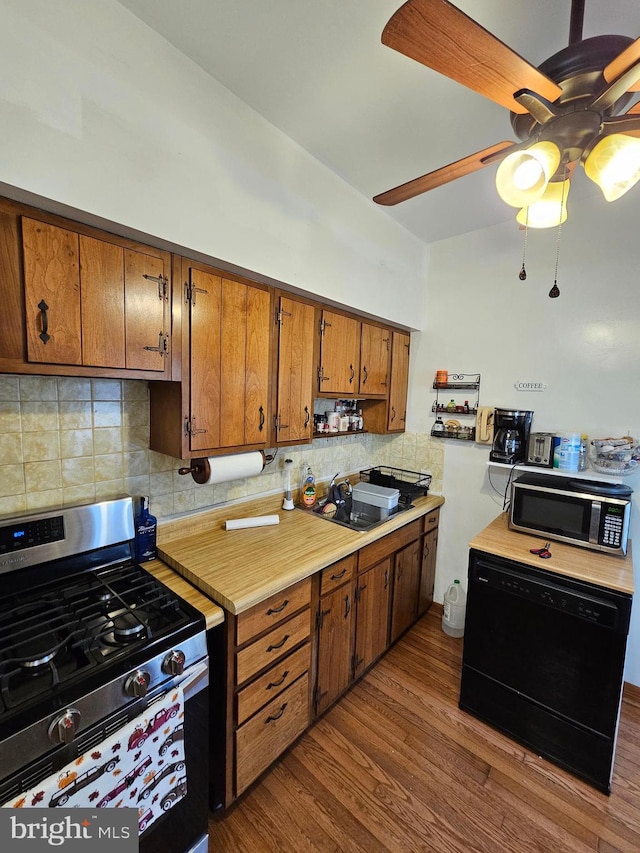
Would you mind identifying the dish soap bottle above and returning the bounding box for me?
[135,496,157,563]
[300,465,317,509]
[446,399,457,412]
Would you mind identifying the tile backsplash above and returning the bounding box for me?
[0,375,443,520]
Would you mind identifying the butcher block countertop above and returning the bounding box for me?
[157,493,445,615]
[470,513,634,594]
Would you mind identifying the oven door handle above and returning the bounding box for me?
[177,659,209,701]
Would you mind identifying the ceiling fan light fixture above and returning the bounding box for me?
[516,179,570,229]
[496,141,561,207]
[584,133,640,202]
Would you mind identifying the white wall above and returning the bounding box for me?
[0,0,427,329]
[408,186,640,684]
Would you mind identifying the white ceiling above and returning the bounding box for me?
[115,0,640,245]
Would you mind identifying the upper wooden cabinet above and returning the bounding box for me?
[359,322,390,396]
[387,331,410,431]
[0,198,172,379]
[149,258,271,458]
[317,309,360,395]
[273,294,315,445]
[22,218,170,372]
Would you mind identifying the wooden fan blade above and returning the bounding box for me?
[373,141,518,206]
[604,37,640,92]
[382,0,562,114]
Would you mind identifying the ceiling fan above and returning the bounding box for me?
[374,0,640,226]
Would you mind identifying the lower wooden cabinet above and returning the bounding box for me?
[353,557,392,680]
[225,510,441,806]
[226,577,312,805]
[390,538,422,643]
[235,672,310,797]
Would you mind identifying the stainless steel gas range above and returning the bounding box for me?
[0,496,209,853]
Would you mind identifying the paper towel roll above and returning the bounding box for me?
[225,514,280,530]
[179,451,265,485]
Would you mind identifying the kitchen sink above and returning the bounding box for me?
[300,499,414,533]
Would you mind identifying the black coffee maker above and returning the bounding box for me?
[489,409,534,464]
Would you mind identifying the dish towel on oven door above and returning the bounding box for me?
[2,686,186,836]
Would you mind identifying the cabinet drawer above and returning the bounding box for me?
[236,577,311,646]
[320,554,356,596]
[423,509,440,531]
[235,672,309,796]
[358,519,422,572]
[237,642,310,725]
[236,608,311,686]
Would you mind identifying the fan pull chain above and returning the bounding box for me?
[519,207,528,281]
[549,170,568,299]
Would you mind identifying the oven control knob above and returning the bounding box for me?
[162,650,186,676]
[48,708,81,745]
[125,669,151,698]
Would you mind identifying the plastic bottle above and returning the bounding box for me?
[442,579,466,638]
[446,399,456,412]
[578,434,588,471]
[135,496,157,563]
[300,465,317,509]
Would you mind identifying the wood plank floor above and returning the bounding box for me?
[208,607,640,853]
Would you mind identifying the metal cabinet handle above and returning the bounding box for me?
[362,365,368,385]
[267,634,290,652]
[266,670,289,690]
[304,406,310,428]
[349,364,355,384]
[390,406,396,423]
[259,405,265,432]
[37,300,50,344]
[265,703,288,724]
[330,568,347,581]
[344,594,351,619]
[266,599,289,615]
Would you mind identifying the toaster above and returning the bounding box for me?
[526,432,555,467]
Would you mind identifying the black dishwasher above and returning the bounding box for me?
[459,549,632,794]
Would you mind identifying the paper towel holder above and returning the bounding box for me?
[178,451,273,485]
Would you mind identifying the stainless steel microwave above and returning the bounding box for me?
[509,472,633,555]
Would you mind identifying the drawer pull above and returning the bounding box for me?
[330,568,347,581]
[266,600,289,616]
[267,670,289,690]
[267,634,290,652]
[265,703,288,723]
[427,516,437,525]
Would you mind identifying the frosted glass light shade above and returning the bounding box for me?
[516,180,570,229]
[496,141,561,207]
[584,134,640,202]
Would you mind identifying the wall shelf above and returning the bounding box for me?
[486,461,632,483]
[432,372,480,441]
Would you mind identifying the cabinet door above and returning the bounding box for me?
[318,310,360,394]
[22,218,82,365]
[220,278,270,448]
[315,582,354,716]
[275,295,315,443]
[353,558,392,680]
[419,527,438,616]
[124,249,168,371]
[390,538,421,643]
[79,235,125,368]
[189,268,222,452]
[387,331,410,431]
[360,323,389,395]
